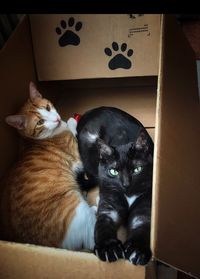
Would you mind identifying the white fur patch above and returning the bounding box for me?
[86,132,99,143]
[38,107,60,124]
[129,251,137,262]
[67,117,77,137]
[108,210,119,223]
[131,216,145,229]
[50,121,68,137]
[61,198,96,250]
[91,205,98,214]
[96,196,100,206]
[125,194,139,208]
[101,210,119,223]
[36,107,64,139]
[72,161,83,174]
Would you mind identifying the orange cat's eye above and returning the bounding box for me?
[46,104,51,111]
[37,119,44,126]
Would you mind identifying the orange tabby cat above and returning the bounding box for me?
[0,82,96,250]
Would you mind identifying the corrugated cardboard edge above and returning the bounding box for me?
[150,15,163,257]
[0,240,145,279]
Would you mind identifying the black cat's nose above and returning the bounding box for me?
[123,183,129,188]
[122,178,129,189]
[121,172,130,189]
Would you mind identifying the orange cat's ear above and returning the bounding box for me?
[5,115,27,130]
[29,81,42,102]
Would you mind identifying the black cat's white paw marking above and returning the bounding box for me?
[94,239,125,262]
[55,17,82,47]
[104,42,133,70]
[124,241,152,265]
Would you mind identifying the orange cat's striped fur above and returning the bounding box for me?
[0,82,96,250]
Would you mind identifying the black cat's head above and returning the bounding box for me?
[97,129,153,195]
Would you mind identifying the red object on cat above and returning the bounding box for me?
[73,113,81,122]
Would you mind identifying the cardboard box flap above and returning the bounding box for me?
[0,240,145,279]
[30,14,161,81]
[0,16,37,178]
[151,15,200,278]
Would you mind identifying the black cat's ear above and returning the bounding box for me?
[135,129,149,152]
[127,142,135,159]
[96,138,113,159]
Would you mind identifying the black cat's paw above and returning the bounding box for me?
[124,241,152,265]
[94,239,125,262]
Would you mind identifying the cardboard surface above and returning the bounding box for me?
[0,241,145,279]
[30,14,161,80]
[0,16,37,178]
[55,84,157,128]
[151,15,200,278]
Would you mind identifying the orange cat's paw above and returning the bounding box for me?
[67,117,77,136]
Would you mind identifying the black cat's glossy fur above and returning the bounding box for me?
[77,106,153,265]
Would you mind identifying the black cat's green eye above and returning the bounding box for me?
[37,119,44,126]
[133,166,143,175]
[46,104,51,111]
[108,168,119,177]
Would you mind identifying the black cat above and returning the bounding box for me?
[77,106,153,265]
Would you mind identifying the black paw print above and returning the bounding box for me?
[55,17,82,47]
[104,42,133,70]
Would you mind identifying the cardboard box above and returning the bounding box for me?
[30,14,160,80]
[0,14,200,279]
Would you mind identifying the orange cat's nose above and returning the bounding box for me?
[54,118,61,127]
[54,118,61,123]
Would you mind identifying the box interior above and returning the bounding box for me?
[0,16,157,279]
[0,45,158,245]
[41,77,157,139]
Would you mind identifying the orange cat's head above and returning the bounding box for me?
[5,82,62,139]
